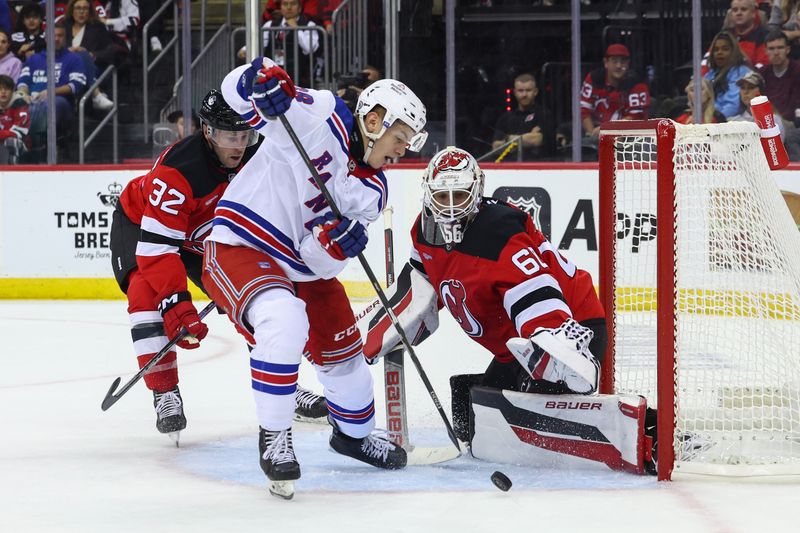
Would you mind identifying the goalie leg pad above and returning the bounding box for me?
[357,262,439,363]
[470,386,649,474]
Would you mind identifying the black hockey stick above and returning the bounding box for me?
[100,301,217,411]
[278,114,461,452]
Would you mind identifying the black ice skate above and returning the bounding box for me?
[259,427,301,500]
[329,420,407,469]
[153,386,186,447]
[294,386,328,423]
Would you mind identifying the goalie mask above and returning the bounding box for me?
[422,147,484,244]
[355,79,428,163]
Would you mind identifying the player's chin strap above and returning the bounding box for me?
[354,115,378,165]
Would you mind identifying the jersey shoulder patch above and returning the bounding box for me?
[458,200,527,261]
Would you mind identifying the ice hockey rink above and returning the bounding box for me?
[2,300,798,533]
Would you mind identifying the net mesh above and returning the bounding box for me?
[611,121,800,470]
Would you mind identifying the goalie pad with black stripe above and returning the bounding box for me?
[469,386,651,475]
[356,262,440,363]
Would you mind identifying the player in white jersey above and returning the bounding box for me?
[201,58,427,498]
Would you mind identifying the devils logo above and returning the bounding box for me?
[440,279,483,337]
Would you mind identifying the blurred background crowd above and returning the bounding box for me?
[0,0,792,165]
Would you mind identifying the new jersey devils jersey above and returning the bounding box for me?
[410,199,603,363]
[209,59,387,282]
[118,132,259,300]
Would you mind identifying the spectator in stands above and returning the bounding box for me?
[262,0,341,33]
[55,0,106,20]
[725,0,769,68]
[167,109,199,138]
[580,43,650,141]
[767,0,800,54]
[759,29,800,123]
[0,74,30,163]
[100,0,141,53]
[704,31,753,118]
[15,22,87,148]
[0,29,22,82]
[491,72,554,160]
[675,78,727,124]
[139,0,164,52]
[65,0,124,111]
[335,65,381,110]
[0,1,11,35]
[11,2,45,61]
[727,70,786,128]
[238,0,320,86]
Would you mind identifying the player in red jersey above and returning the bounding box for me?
[410,146,606,396]
[110,90,328,442]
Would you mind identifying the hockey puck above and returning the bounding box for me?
[490,471,512,492]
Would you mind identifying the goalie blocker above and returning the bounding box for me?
[455,381,653,475]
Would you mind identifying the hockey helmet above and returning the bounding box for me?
[198,89,258,148]
[422,147,484,244]
[355,79,428,161]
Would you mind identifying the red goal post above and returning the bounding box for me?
[598,119,800,480]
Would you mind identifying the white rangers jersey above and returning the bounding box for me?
[209,60,388,281]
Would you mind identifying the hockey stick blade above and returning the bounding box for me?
[407,446,462,466]
[100,301,217,411]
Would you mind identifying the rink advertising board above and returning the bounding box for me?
[2,164,799,299]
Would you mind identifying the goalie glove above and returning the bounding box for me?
[505,318,599,394]
[158,291,209,350]
[357,262,439,363]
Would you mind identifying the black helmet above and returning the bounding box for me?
[198,90,250,131]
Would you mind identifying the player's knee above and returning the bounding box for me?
[247,290,309,359]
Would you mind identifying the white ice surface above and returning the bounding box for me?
[1,300,798,532]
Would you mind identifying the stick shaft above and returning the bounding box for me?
[101,301,217,411]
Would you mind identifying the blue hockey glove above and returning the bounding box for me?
[312,212,368,260]
[250,60,296,117]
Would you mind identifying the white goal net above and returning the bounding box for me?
[599,120,800,478]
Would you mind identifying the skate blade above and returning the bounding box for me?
[167,431,181,448]
[293,413,330,425]
[269,480,295,500]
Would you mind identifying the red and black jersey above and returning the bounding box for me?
[118,133,260,301]
[410,199,603,363]
[580,68,650,124]
[0,104,30,148]
[732,20,768,69]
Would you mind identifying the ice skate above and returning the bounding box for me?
[259,427,300,500]
[294,386,328,423]
[329,420,407,469]
[153,386,186,447]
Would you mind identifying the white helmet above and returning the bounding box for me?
[422,147,484,244]
[355,79,428,162]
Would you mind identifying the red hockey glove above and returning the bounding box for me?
[250,60,296,117]
[158,291,209,350]
[312,212,368,260]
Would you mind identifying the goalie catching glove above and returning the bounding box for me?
[158,291,209,350]
[357,262,439,362]
[312,212,368,260]
[506,318,600,394]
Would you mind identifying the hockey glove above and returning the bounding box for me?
[312,212,368,260]
[250,60,296,117]
[158,291,209,350]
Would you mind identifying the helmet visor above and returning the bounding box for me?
[407,129,428,152]
[207,127,259,148]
